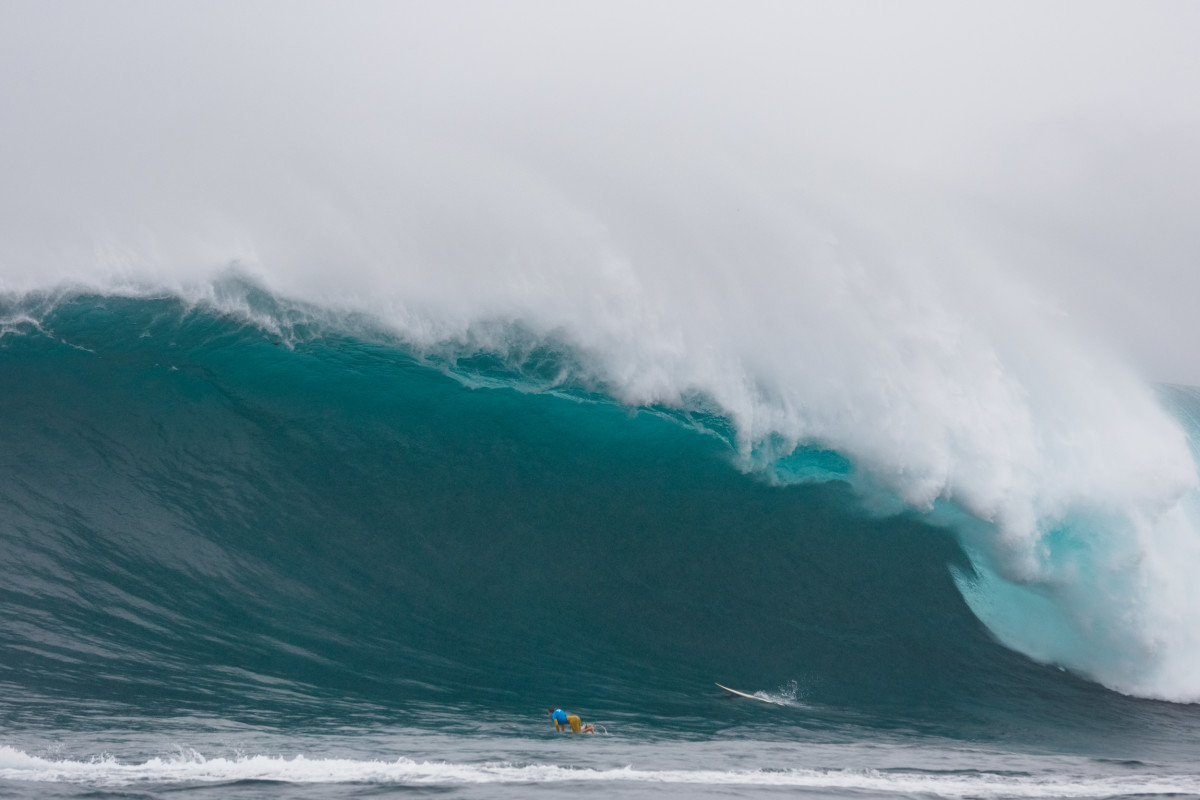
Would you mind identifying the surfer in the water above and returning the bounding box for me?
[548,707,594,733]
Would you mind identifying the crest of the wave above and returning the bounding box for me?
[0,746,1196,798]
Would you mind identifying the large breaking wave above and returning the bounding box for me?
[4,1,1200,717]
[2,277,1199,713]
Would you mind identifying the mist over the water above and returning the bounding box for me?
[3,1,1200,702]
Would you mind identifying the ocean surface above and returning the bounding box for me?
[3,284,1200,799]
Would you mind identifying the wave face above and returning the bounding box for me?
[3,284,1200,748]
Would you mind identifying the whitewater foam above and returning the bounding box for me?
[0,745,1195,798]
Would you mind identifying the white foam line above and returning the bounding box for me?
[0,747,1194,797]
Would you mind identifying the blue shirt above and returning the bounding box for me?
[551,709,568,726]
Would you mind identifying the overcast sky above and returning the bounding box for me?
[2,1,1199,382]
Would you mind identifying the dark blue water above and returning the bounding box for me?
[2,290,1200,798]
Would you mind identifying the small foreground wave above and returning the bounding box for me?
[0,746,1195,798]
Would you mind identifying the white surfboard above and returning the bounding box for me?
[715,682,779,704]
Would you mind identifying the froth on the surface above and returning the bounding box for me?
[1,745,1197,797]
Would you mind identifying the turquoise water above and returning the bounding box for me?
[2,290,1200,798]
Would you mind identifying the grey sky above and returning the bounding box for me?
[2,1,1199,381]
